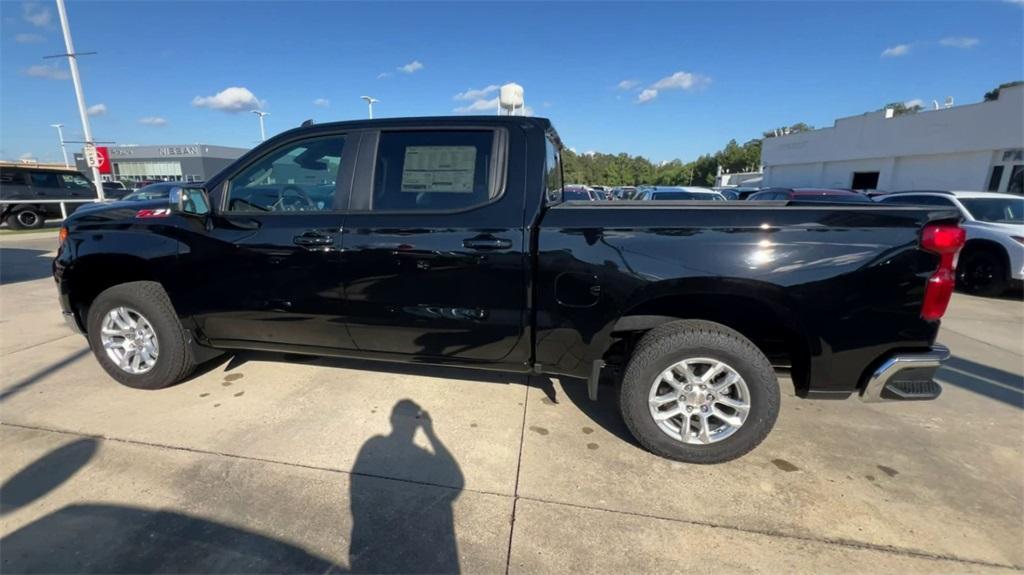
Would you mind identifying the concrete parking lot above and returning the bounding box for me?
[1,231,1021,573]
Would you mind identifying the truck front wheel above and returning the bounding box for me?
[85,281,196,390]
[620,320,780,463]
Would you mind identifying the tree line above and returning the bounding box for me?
[561,137,763,187]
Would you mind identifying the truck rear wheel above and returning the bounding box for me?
[620,320,779,463]
[6,207,44,230]
[86,281,196,390]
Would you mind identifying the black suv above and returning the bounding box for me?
[0,165,98,229]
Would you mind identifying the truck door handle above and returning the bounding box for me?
[462,236,512,251]
[293,232,335,247]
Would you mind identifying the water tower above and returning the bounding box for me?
[498,83,525,116]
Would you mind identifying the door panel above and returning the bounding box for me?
[182,133,354,350]
[340,128,526,362]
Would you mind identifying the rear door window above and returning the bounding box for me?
[29,172,61,189]
[369,130,504,212]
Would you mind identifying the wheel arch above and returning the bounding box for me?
[65,254,159,333]
[603,284,816,394]
[960,238,1010,267]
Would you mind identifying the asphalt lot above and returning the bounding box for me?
[1,231,1021,574]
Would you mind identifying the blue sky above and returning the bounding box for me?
[2,1,1022,164]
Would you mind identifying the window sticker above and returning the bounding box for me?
[401,146,476,193]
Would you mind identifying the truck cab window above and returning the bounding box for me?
[227,135,345,212]
[545,137,562,202]
[29,172,61,189]
[371,130,501,211]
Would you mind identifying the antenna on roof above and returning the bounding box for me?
[944,96,954,109]
[301,119,314,127]
[932,100,940,110]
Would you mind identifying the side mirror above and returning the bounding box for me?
[546,187,563,205]
[169,186,211,217]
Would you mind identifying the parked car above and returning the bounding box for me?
[639,186,727,201]
[611,186,638,200]
[120,182,203,202]
[875,190,1024,295]
[718,187,761,201]
[102,181,131,200]
[748,187,872,203]
[590,186,611,201]
[0,164,97,229]
[54,116,963,464]
[562,185,596,201]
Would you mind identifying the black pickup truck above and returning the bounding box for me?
[53,116,965,463]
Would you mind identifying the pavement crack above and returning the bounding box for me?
[504,377,531,575]
[512,495,1022,571]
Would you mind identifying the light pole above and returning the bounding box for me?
[50,123,69,167]
[252,110,269,142]
[360,96,379,119]
[54,0,104,199]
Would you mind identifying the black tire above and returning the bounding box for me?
[957,248,1009,297]
[620,320,780,464]
[86,281,195,390]
[6,207,45,230]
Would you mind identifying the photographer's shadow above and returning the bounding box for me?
[349,399,464,574]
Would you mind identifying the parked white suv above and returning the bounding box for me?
[876,191,1024,296]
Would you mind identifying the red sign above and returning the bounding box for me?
[96,146,111,174]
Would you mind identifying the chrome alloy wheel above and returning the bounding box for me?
[648,358,751,444]
[100,306,159,374]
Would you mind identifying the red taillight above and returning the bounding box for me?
[920,223,965,321]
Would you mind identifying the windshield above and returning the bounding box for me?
[122,184,174,201]
[961,197,1024,223]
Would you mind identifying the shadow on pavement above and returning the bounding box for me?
[1,438,98,515]
[0,246,54,285]
[1,399,468,573]
[0,347,90,402]
[349,400,464,573]
[1,504,341,573]
[937,355,1023,409]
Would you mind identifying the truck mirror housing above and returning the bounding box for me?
[169,186,211,217]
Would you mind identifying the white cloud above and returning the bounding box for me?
[904,98,924,108]
[1006,0,1024,6]
[86,103,107,116]
[192,86,264,112]
[19,152,37,161]
[23,3,52,28]
[454,84,499,101]
[313,98,330,108]
[881,44,911,58]
[616,79,639,91]
[454,97,499,113]
[650,71,711,91]
[636,89,658,104]
[453,97,533,116]
[398,60,424,74]
[939,36,980,48]
[24,64,68,80]
[139,116,168,126]
[14,33,44,43]
[377,72,392,79]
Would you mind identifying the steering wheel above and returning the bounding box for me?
[272,184,315,211]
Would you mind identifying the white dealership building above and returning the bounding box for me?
[761,83,1024,194]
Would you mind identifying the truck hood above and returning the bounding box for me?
[67,198,171,222]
